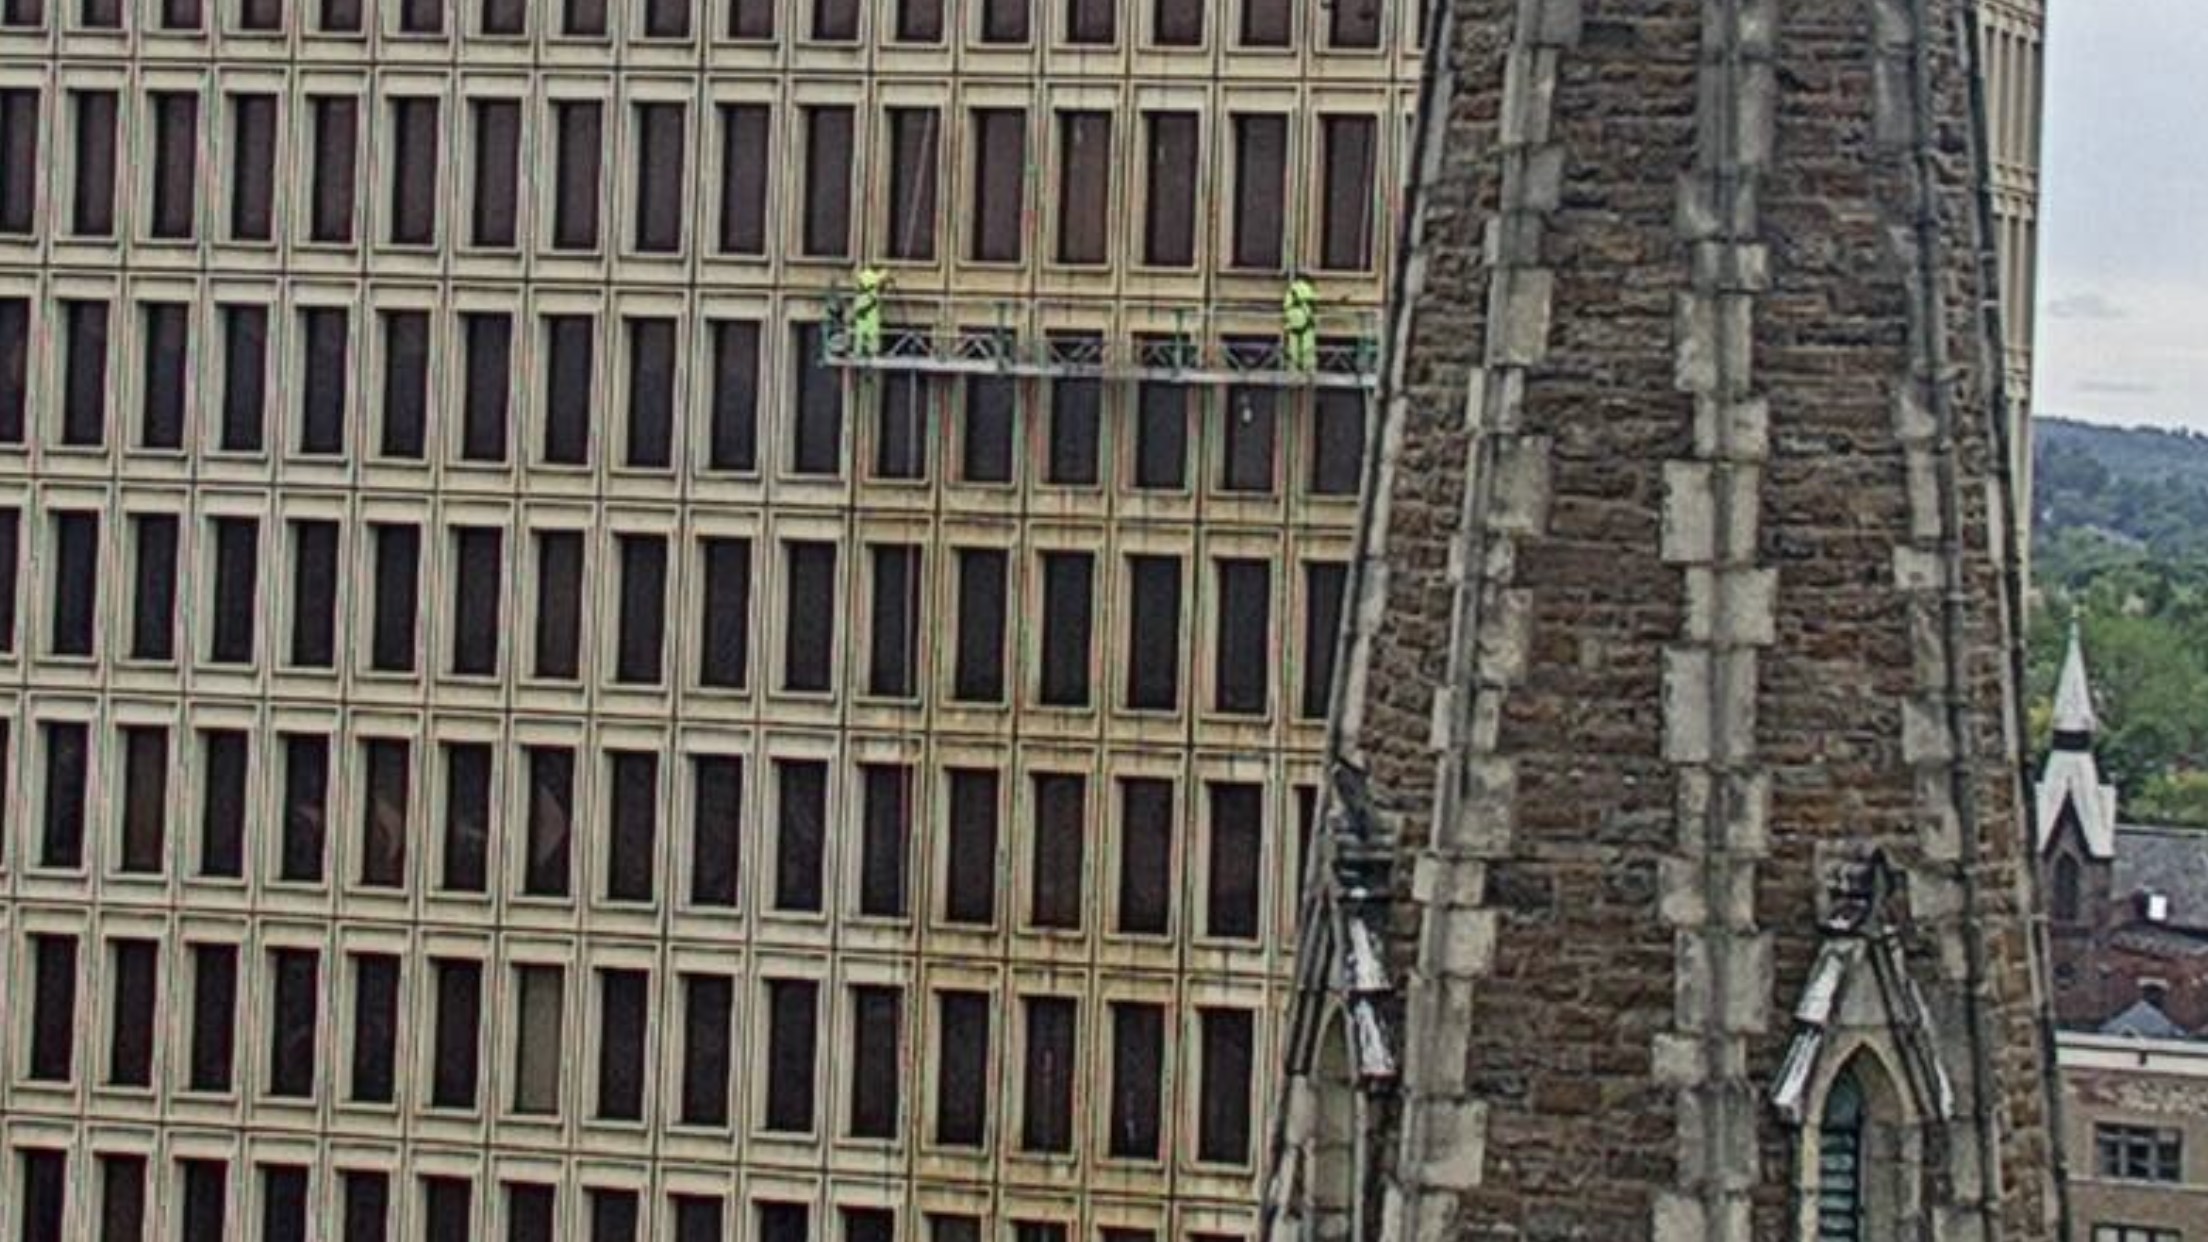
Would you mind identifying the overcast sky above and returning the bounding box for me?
[2035,0,2208,431]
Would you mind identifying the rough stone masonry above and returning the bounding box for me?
[1303,0,2067,1237]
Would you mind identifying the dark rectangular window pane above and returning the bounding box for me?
[803,106,853,257]
[1330,0,1380,45]
[727,0,769,37]
[1117,777,1173,934]
[188,943,239,1091]
[452,527,503,675]
[783,540,836,691]
[700,537,751,689]
[1153,0,1198,43]
[0,298,24,442]
[979,0,1025,40]
[763,979,818,1131]
[554,102,602,249]
[17,1150,64,1242]
[674,1198,724,1242]
[118,726,168,873]
[266,947,320,1097]
[849,984,901,1137]
[99,1155,147,1242]
[230,93,276,240]
[431,958,482,1107]
[961,376,1015,482]
[643,0,688,36]
[1143,112,1197,265]
[690,755,742,907]
[508,1185,555,1242]
[1241,0,1287,44]
[50,511,97,656]
[563,0,605,33]
[460,312,511,461]
[1067,0,1112,42]
[73,91,117,236]
[28,935,79,1079]
[887,108,938,261]
[1021,996,1076,1151]
[422,1178,471,1242]
[634,102,684,252]
[679,973,733,1125]
[380,310,429,458]
[108,938,158,1085]
[1109,1001,1164,1156]
[1215,558,1271,713]
[1126,555,1181,710]
[221,305,267,451]
[441,743,492,893]
[290,519,339,668]
[774,759,826,911]
[945,769,997,924]
[1303,561,1348,719]
[1313,389,1366,494]
[1223,384,1278,491]
[300,306,348,455]
[512,965,564,1114]
[535,531,583,678]
[525,746,574,896]
[351,953,400,1102]
[310,97,357,243]
[1198,1008,1256,1163]
[342,1172,389,1242]
[934,991,989,1145]
[0,509,12,653]
[199,732,248,879]
[895,0,938,39]
[210,516,258,665]
[1320,115,1377,271]
[398,0,443,32]
[718,104,769,253]
[358,739,409,888]
[371,524,420,672]
[1039,552,1094,706]
[61,300,109,447]
[859,764,911,917]
[597,969,647,1119]
[481,0,523,32]
[40,723,88,869]
[1134,379,1186,488]
[1232,114,1287,268]
[472,100,520,247]
[791,323,843,474]
[137,303,188,448]
[280,734,329,883]
[606,751,658,901]
[615,534,668,683]
[131,514,178,661]
[0,89,37,234]
[1056,111,1110,264]
[542,314,594,463]
[181,1160,228,1239]
[868,544,920,698]
[971,109,1026,261]
[1030,774,1085,930]
[1206,780,1263,939]
[626,317,675,467]
[709,320,760,470]
[150,92,198,238]
[874,373,927,480]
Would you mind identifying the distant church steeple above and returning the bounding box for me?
[2037,622,2118,858]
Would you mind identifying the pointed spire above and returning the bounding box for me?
[2053,620,2098,741]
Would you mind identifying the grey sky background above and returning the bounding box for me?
[2036,0,2208,430]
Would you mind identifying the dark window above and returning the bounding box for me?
[135,303,189,449]
[1030,774,1085,930]
[421,1177,471,1242]
[849,983,901,1136]
[783,540,836,691]
[970,109,1026,261]
[1240,0,1286,44]
[930,1218,981,1242]
[979,0,1025,40]
[1231,115,1287,269]
[763,978,818,1131]
[1142,112,1197,266]
[679,973,733,1125]
[289,519,339,668]
[690,755,743,907]
[1038,552,1094,706]
[869,544,921,698]
[859,764,911,917]
[875,374,928,480]
[39,723,87,868]
[389,98,440,244]
[512,964,564,1115]
[709,320,760,470]
[398,0,443,33]
[441,742,492,893]
[615,533,668,684]
[98,1155,147,1242]
[230,93,277,241]
[0,89,35,234]
[149,92,198,239]
[606,750,658,902]
[758,1204,809,1242]
[379,310,429,458]
[895,0,939,39]
[562,0,604,34]
[1303,561,1348,719]
[774,758,827,911]
[481,0,523,33]
[181,1159,228,1239]
[209,516,258,665]
[1312,388,1365,494]
[674,1198,724,1242]
[802,106,853,257]
[553,102,603,249]
[61,299,109,447]
[524,746,574,897]
[1152,0,1198,43]
[1066,0,1112,43]
[812,0,854,39]
[299,305,349,455]
[358,738,409,888]
[452,527,503,675]
[266,946,320,1097]
[1126,555,1182,710]
[1197,1008,1255,1163]
[28,934,78,1080]
[717,104,770,254]
[945,769,998,924]
[634,103,685,252]
[280,733,329,883]
[198,731,248,879]
[1206,782,1262,938]
[961,375,1015,482]
[1329,0,1380,46]
[1056,111,1110,265]
[508,1184,556,1242]
[642,0,688,36]
[1134,377,1187,488]
[0,298,24,442]
[17,1150,64,1242]
[1117,777,1173,934]
[131,513,179,661]
[1108,1001,1163,1157]
[700,537,751,689]
[341,1172,388,1242]
[188,942,239,1091]
[542,314,595,464]
[935,991,989,1146]
[0,0,36,24]
[1215,558,1271,714]
[727,0,770,36]
[430,957,482,1107]
[791,323,843,474]
[846,1209,895,1242]
[0,508,12,653]
[597,968,647,1120]
[72,90,117,237]
[351,952,399,1102]
[457,313,507,459]
[887,108,938,261]
[954,548,1007,701]
[471,99,520,247]
[83,0,124,23]
[107,938,159,1085]
[220,304,267,451]
[49,511,97,657]
[310,96,358,243]
[1046,353,1101,486]
[534,530,583,679]
[1222,383,1279,491]
[2094,1123,2185,1183]
[118,725,168,873]
[1320,115,1377,271]
[1021,996,1076,1152]
[625,317,676,467]
[370,523,420,672]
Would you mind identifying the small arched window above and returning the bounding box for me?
[1816,1068,1867,1241]
[2053,854,2083,923]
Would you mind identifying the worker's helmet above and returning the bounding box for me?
[857,268,887,290]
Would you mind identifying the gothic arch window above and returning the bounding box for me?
[1806,1052,1918,1242]
[1816,1067,1868,1240]
[2053,853,2082,923]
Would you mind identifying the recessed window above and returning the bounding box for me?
[675,1196,726,1242]
[970,109,1026,262]
[679,972,734,1125]
[0,88,35,236]
[812,0,855,40]
[27,933,79,1080]
[263,1168,310,1242]
[1126,555,1182,711]
[1206,781,1262,938]
[148,91,198,239]
[49,510,98,657]
[180,1158,229,1238]
[451,526,503,675]
[370,522,421,673]
[700,536,751,689]
[71,90,117,237]
[138,304,197,445]
[471,99,521,248]
[342,1171,389,1242]
[1214,558,1271,714]
[542,313,595,464]
[398,0,445,34]
[552,101,604,250]
[1056,111,1110,265]
[440,741,493,893]
[534,530,584,680]
[689,755,746,907]
[802,106,854,258]
[98,1155,147,1242]
[642,0,688,37]
[978,0,1025,41]
[709,319,760,470]
[1066,0,1112,43]
[886,108,939,261]
[430,956,483,1107]
[350,952,400,1103]
[524,745,575,897]
[615,533,668,684]
[289,519,339,668]
[774,758,827,911]
[198,731,249,879]
[1030,773,1085,930]
[60,298,110,447]
[1303,561,1348,719]
[107,938,158,1086]
[309,96,358,243]
[1117,776,1173,934]
[717,104,770,255]
[266,946,321,1098]
[358,737,409,888]
[894,0,938,39]
[509,1183,557,1242]
[421,1176,472,1242]
[117,724,168,872]
[1151,0,1198,44]
[230,93,278,241]
[209,515,259,666]
[868,544,921,698]
[727,0,770,37]
[1143,112,1198,266]
[859,763,911,917]
[945,768,998,924]
[1134,375,1187,489]
[1239,0,1286,45]
[763,978,818,1132]
[512,963,565,1115]
[130,513,179,662]
[299,306,350,456]
[1038,551,1094,707]
[0,298,24,442]
[1312,388,1366,494]
[606,749,658,902]
[791,323,843,474]
[390,97,440,244]
[1197,1007,1255,1164]
[625,316,676,467]
[220,303,268,451]
[562,0,605,35]
[782,540,837,691]
[280,733,330,882]
[1222,383,1277,492]
[1320,115,1378,271]
[481,0,524,34]
[596,967,648,1120]
[1230,115,1288,270]
[634,103,686,253]
[934,990,990,1146]
[1328,0,1381,47]
[1020,996,1076,1152]
[39,721,88,869]
[186,943,239,1091]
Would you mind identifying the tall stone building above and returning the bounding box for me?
[0,0,1421,1238]
[1270,0,2062,1240]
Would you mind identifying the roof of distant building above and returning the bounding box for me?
[2099,997,2195,1041]
[2113,823,2208,931]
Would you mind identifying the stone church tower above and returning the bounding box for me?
[1267,0,2065,1239]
